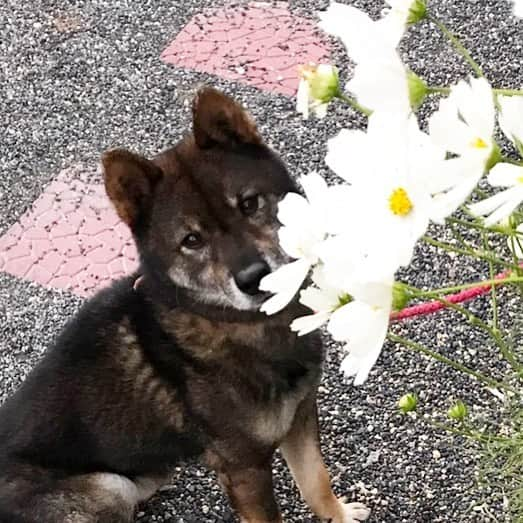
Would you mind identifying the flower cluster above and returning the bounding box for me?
[261,0,523,385]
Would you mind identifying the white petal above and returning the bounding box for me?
[300,172,329,210]
[452,77,495,139]
[259,258,311,314]
[299,285,338,313]
[337,308,390,385]
[277,193,310,227]
[483,188,523,226]
[325,128,370,183]
[487,163,523,188]
[312,102,329,118]
[318,3,398,63]
[429,156,485,222]
[347,56,410,114]
[468,188,517,218]
[327,301,372,342]
[428,96,473,155]
[290,311,331,336]
[498,95,523,146]
[508,224,523,259]
[296,79,310,119]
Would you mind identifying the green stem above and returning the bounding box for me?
[428,419,507,444]
[403,276,523,299]
[336,92,372,117]
[428,16,483,77]
[428,86,523,96]
[388,333,518,393]
[446,216,511,236]
[482,232,499,331]
[500,155,523,166]
[493,88,523,96]
[422,235,523,272]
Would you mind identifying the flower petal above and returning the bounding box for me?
[487,162,523,188]
[291,311,331,336]
[259,258,311,314]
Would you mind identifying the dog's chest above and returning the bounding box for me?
[248,381,310,444]
[166,310,322,445]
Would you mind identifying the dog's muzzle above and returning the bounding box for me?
[234,261,271,296]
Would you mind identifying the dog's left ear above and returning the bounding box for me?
[102,149,163,232]
[192,87,263,149]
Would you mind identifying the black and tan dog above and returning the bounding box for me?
[0,88,370,523]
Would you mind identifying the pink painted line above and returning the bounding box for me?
[161,1,330,96]
[391,264,523,321]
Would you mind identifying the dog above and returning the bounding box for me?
[0,87,370,523]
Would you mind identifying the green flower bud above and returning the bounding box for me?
[398,393,418,413]
[448,400,468,421]
[407,70,428,111]
[301,64,340,103]
[407,0,428,25]
[392,282,411,312]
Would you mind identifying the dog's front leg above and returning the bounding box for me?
[279,396,370,523]
[217,462,282,523]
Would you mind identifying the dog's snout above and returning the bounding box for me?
[234,261,271,296]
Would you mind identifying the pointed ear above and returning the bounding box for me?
[102,149,163,231]
[192,87,263,149]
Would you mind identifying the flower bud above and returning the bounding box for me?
[407,0,427,25]
[398,393,418,413]
[407,70,428,111]
[448,400,468,421]
[301,64,340,102]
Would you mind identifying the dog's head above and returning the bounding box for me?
[102,87,297,312]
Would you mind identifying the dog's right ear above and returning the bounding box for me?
[102,149,163,231]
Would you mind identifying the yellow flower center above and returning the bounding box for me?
[389,187,413,216]
[471,137,488,149]
[518,176,523,184]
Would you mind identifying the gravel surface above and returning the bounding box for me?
[1,0,522,521]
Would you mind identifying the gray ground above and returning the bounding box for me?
[1,0,522,521]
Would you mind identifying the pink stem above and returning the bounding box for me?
[390,263,523,322]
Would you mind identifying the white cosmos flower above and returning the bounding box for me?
[325,112,443,272]
[260,173,331,315]
[498,95,523,155]
[427,77,496,220]
[318,2,411,113]
[429,77,495,164]
[468,163,523,225]
[290,264,394,385]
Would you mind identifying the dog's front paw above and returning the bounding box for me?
[332,502,370,523]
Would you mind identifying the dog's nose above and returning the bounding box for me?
[234,261,271,296]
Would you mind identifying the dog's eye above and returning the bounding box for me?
[239,195,259,216]
[181,232,204,250]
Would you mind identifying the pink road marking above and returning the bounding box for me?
[0,166,138,297]
[161,1,330,96]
